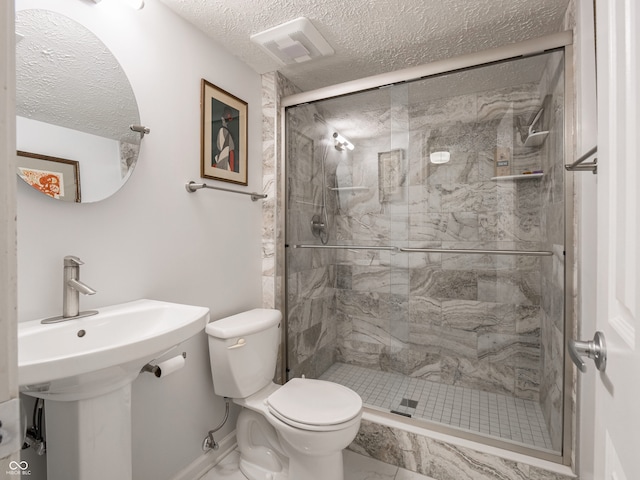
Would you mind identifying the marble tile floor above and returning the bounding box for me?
[319,363,554,452]
[199,449,435,480]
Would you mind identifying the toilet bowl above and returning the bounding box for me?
[236,379,362,479]
[206,309,362,480]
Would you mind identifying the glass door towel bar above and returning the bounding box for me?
[293,244,398,251]
[293,244,553,256]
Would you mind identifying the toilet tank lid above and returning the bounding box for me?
[206,308,282,339]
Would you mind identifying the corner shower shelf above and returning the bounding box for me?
[491,173,544,181]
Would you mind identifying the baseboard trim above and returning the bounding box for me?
[169,432,237,480]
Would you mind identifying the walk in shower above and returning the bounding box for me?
[284,45,571,461]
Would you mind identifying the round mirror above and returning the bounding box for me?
[15,9,142,203]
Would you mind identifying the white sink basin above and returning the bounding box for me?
[18,299,210,401]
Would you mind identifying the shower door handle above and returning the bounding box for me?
[568,331,607,373]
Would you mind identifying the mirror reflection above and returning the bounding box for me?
[15,9,141,203]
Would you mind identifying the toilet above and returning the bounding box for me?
[206,309,362,480]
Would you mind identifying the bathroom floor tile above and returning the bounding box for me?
[395,468,437,480]
[199,450,245,480]
[198,449,436,480]
[343,450,397,479]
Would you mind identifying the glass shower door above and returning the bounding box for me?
[392,51,565,453]
[284,48,566,457]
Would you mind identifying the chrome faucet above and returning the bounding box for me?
[41,256,99,324]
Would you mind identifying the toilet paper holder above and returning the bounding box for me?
[142,352,186,378]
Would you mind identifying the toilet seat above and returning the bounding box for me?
[266,378,362,432]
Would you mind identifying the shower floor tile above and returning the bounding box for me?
[319,362,554,451]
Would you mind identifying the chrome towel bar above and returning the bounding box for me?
[292,244,553,256]
[294,244,398,251]
[399,247,553,256]
[565,146,597,174]
[185,181,267,201]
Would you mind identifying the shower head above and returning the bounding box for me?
[523,108,549,147]
[333,132,354,151]
[524,131,549,147]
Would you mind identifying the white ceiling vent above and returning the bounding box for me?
[250,17,334,66]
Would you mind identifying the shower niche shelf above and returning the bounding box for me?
[491,173,544,181]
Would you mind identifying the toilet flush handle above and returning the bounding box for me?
[228,338,246,349]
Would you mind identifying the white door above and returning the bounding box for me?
[590,0,640,479]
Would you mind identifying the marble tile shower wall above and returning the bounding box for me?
[333,83,550,403]
[261,72,278,310]
[262,72,304,381]
[351,420,575,480]
[537,52,566,452]
[286,103,342,379]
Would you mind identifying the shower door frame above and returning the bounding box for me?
[280,32,576,466]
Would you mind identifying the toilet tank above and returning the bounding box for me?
[205,308,281,398]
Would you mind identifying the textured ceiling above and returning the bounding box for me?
[159,0,570,92]
[14,2,569,146]
[15,9,139,142]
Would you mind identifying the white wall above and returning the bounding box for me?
[15,1,263,479]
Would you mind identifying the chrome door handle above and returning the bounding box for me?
[568,331,607,373]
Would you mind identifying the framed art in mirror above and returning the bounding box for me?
[17,151,81,202]
[201,79,248,185]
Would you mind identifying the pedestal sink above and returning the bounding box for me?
[18,299,210,480]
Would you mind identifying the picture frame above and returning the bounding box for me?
[16,150,81,202]
[201,79,248,185]
[378,149,404,203]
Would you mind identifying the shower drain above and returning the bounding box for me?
[390,398,419,417]
[400,398,418,408]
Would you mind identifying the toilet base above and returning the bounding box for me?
[287,452,344,480]
[239,458,288,480]
[236,409,288,480]
[235,407,352,480]
[239,448,345,480]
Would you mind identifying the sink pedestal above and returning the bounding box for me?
[19,299,210,479]
[45,385,132,480]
